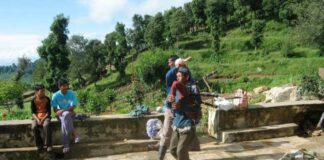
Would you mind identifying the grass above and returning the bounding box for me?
[0,102,32,121]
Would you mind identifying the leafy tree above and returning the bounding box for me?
[170,7,190,45]
[191,0,207,28]
[232,0,250,29]
[105,23,129,78]
[104,32,118,71]
[67,35,88,87]
[183,2,195,31]
[241,0,263,18]
[250,19,266,51]
[296,0,324,56]
[12,56,30,109]
[0,81,24,112]
[32,59,46,83]
[13,56,30,82]
[278,1,298,25]
[144,12,165,48]
[85,39,106,82]
[37,14,70,92]
[129,14,147,53]
[163,7,178,48]
[115,23,129,78]
[262,0,283,20]
[206,0,230,53]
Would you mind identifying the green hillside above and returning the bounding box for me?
[82,20,323,114]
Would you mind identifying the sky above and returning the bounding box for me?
[0,0,191,66]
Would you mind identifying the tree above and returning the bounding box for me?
[67,35,88,87]
[105,23,129,79]
[206,0,230,53]
[232,0,250,29]
[85,39,106,82]
[12,56,30,109]
[191,0,207,28]
[184,2,195,32]
[32,59,46,83]
[250,19,266,51]
[278,1,298,25]
[144,12,165,48]
[241,0,263,18]
[130,14,147,53]
[104,31,118,72]
[0,80,24,112]
[296,0,324,56]
[13,56,30,82]
[170,7,190,47]
[37,14,70,92]
[262,0,283,20]
[115,23,129,78]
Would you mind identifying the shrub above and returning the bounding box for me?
[177,39,211,50]
[0,81,25,112]
[298,74,321,98]
[133,49,172,84]
[76,90,108,115]
[85,91,107,115]
[281,39,296,57]
[103,88,116,104]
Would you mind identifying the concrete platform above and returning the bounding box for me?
[222,123,298,143]
[80,135,324,160]
[208,100,324,142]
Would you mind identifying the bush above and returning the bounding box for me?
[298,74,321,98]
[177,39,211,50]
[281,39,297,57]
[76,90,108,115]
[103,88,116,104]
[85,91,107,115]
[0,81,25,112]
[133,49,172,84]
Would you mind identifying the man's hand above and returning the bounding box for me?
[172,102,180,110]
[168,95,175,103]
[56,110,64,117]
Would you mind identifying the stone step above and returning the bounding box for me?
[0,139,158,160]
[221,123,298,143]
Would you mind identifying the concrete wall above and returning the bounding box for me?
[208,100,324,141]
[0,114,163,148]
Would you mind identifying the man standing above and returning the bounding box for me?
[31,84,52,152]
[169,67,200,160]
[51,78,80,153]
[152,55,178,160]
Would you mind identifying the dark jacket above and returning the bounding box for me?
[31,96,51,118]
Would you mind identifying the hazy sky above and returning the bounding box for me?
[0,0,191,66]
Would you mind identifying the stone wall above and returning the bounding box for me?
[0,114,163,148]
[208,100,324,141]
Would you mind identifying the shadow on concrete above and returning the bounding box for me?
[202,140,290,153]
[202,152,285,160]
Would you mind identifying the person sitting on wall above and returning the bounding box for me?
[31,84,53,152]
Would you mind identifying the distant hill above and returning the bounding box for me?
[0,61,35,83]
